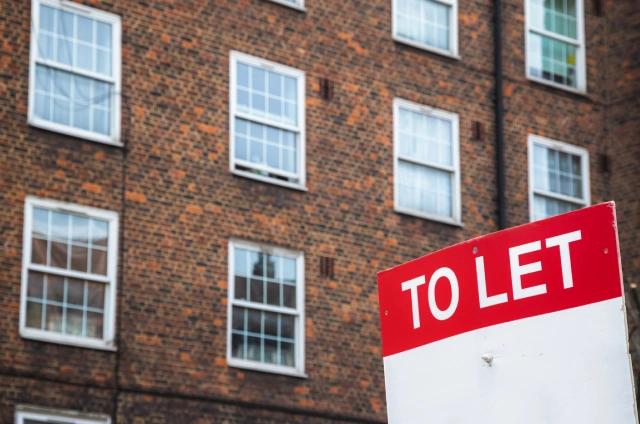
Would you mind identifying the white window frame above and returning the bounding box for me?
[392,0,459,59]
[393,98,462,226]
[226,239,306,377]
[229,51,306,191]
[20,196,119,350]
[28,0,122,145]
[528,134,590,222]
[16,406,110,424]
[525,0,587,93]
[265,0,305,12]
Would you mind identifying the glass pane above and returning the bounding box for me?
[77,16,93,42]
[247,336,261,361]
[528,33,577,88]
[282,257,296,284]
[46,275,65,302]
[27,272,45,298]
[91,248,108,275]
[86,282,105,309]
[31,238,48,265]
[97,22,112,48]
[397,160,453,218]
[71,215,90,243]
[264,339,278,364]
[266,282,280,306]
[280,341,295,367]
[231,333,244,359]
[86,311,103,338]
[50,241,68,268]
[67,278,84,306]
[40,5,55,31]
[45,305,63,332]
[51,211,69,240]
[234,248,248,276]
[250,251,263,276]
[91,219,109,247]
[234,276,247,300]
[65,308,83,336]
[248,309,261,334]
[281,315,295,339]
[397,0,451,50]
[71,245,88,272]
[237,63,249,87]
[26,301,43,329]
[283,285,296,308]
[249,278,263,303]
[264,312,278,336]
[232,306,245,331]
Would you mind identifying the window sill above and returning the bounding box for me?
[265,0,305,12]
[231,169,308,192]
[394,207,463,228]
[526,75,588,97]
[20,328,117,351]
[227,357,308,378]
[393,36,460,60]
[28,116,122,147]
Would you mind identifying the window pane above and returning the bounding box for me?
[528,33,577,88]
[397,160,453,218]
[91,248,108,275]
[31,238,48,265]
[236,61,298,127]
[533,194,580,220]
[32,207,50,238]
[71,215,90,243]
[66,308,83,336]
[232,306,245,331]
[27,271,45,298]
[26,301,43,329]
[46,304,63,332]
[234,276,247,300]
[533,143,584,200]
[267,282,280,306]
[86,311,103,338]
[249,278,264,303]
[86,281,105,309]
[67,278,84,306]
[33,66,114,136]
[91,219,109,247]
[231,332,245,359]
[46,275,65,302]
[396,0,451,51]
[283,284,296,308]
[398,109,453,167]
[50,241,68,268]
[71,245,88,272]
[281,341,295,367]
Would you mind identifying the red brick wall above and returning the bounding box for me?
[1,0,638,422]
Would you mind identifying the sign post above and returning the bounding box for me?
[378,202,638,423]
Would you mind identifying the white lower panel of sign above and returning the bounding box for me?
[383,297,638,423]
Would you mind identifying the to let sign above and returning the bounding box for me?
[377,203,638,423]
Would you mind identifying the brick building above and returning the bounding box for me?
[0,0,638,422]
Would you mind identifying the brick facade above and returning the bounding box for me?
[0,0,638,422]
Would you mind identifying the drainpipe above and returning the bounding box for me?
[494,0,507,229]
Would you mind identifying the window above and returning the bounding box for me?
[394,99,461,225]
[230,51,306,190]
[393,0,458,57]
[526,0,586,92]
[266,0,304,10]
[528,135,590,221]
[227,240,305,377]
[20,197,119,350]
[29,0,121,145]
[16,407,110,424]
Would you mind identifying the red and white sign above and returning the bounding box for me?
[378,203,638,423]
